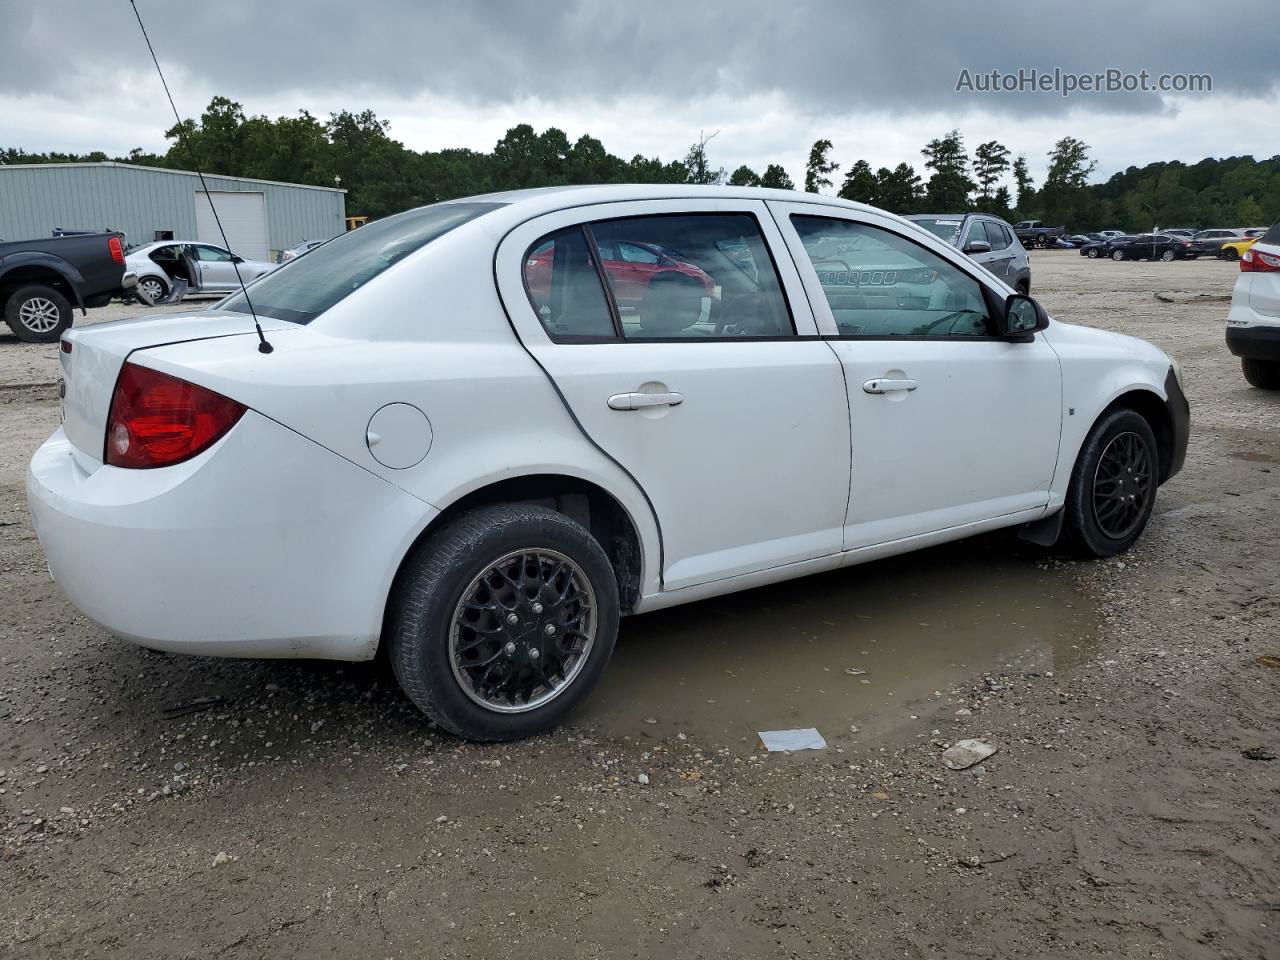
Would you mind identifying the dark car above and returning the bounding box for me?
[1079,235,1134,259]
[0,232,130,341]
[1109,234,1195,262]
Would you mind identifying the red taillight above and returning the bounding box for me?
[105,363,246,468]
[108,235,125,264]
[60,339,72,354]
[1241,248,1280,273]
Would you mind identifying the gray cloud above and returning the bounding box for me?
[1,0,1272,120]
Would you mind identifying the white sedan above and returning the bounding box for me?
[125,241,276,301]
[28,186,1189,741]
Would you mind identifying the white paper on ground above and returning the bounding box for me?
[758,728,827,752]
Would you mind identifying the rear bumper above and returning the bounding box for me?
[1226,323,1280,362]
[27,414,436,660]
[1163,366,1190,483]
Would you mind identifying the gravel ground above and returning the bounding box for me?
[1,255,1277,959]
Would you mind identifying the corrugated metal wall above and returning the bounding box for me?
[0,163,346,256]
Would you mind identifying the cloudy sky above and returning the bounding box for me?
[1,0,1276,187]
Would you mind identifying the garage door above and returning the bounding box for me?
[194,191,268,261]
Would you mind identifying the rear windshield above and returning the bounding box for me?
[220,201,503,325]
[909,217,963,245]
[1261,221,1280,246]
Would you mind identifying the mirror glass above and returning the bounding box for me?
[1007,296,1039,333]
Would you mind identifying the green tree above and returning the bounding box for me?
[972,140,1011,209]
[920,129,974,210]
[1040,137,1097,227]
[804,139,838,193]
[728,165,761,187]
[760,163,795,190]
[683,131,725,186]
[875,164,922,214]
[837,159,877,204]
[1238,195,1265,226]
[1012,155,1035,214]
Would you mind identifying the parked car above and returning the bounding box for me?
[1190,228,1245,259]
[1226,221,1280,388]
[1162,229,1196,239]
[1098,230,1126,239]
[277,239,331,264]
[1218,236,1258,261]
[0,232,131,341]
[907,214,1031,292]
[28,186,1189,741]
[525,237,715,309]
[126,242,276,302]
[1109,234,1195,261]
[1066,234,1100,246]
[1078,235,1134,259]
[1012,220,1067,248]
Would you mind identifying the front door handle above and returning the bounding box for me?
[862,378,918,395]
[608,391,684,411]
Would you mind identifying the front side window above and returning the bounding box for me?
[984,221,1011,250]
[791,215,992,338]
[591,214,793,339]
[961,220,986,250]
[194,245,232,262]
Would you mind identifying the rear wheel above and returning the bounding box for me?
[1160,249,1176,262]
[1061,409,1158,558]
[1242,357,1280,389]
[4,284,72,342]
[137,275,168,303]
[387,503,619,741]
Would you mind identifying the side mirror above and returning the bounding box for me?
[231,255,244,264]
[1000,293,1049,340]
[963,239,992,255]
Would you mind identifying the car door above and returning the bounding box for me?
[770,201,1062,550]
[190,244,236,291]
[980,220,1017,284]
[494,199,851,591]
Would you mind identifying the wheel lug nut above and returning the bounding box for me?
[504,641,516,655]
[529,648,541,660]
[506,613,519,626]
[544,624,556,636]
[532,602,544,614]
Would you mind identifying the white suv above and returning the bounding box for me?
[27,186,1189,741]
[1226,221,1280,388]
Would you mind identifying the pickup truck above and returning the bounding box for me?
[1012,220,1067,248]
[0,233,130,342]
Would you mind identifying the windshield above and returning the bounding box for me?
[909,217,963,245]
[221,201,504,325]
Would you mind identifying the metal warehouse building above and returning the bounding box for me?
[0,162,346,262]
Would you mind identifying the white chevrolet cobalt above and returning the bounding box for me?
[28,186,1189,741]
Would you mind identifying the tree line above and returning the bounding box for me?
[3,96,1277,231]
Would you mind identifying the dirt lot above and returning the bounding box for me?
[1,256,1277,959]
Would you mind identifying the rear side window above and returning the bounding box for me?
[791,215,992,338]
[221,201,503,325]
[523,227,616,339]
[523,213,795,341]
[984,221,1011,250]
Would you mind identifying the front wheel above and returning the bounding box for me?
[1061,409,1158,558]
[1111,249,1126,262]
[1087,248,1100,259]
[387,503,619,741]
[1223,248,1240,262]
[1242,357,1280,389]
[5,284,72,342]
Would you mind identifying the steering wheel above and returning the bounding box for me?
[910,310,978,336]
[715,291,766,335]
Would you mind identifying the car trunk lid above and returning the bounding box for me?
[59,311,295,465]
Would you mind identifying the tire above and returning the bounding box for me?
[1111,249,1126,262]
[5,284,72,342]
[1061,409,1159,558]
[1087,248,1099,259]
[1016,279,1030,295]
[1242,357,1280,389]
[1160,249,1176,262]
[1223,248,1240,262]
[387,503,620,741]
[137,275,168,303]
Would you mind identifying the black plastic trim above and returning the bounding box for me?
[1162,366,1190,483]
[1226,324,1280,362]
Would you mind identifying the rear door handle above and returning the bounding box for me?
[608,391,684,411]
[862,378,918,394]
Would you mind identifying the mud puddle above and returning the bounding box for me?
[580,537,1097,749]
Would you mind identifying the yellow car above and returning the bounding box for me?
[1219,237,1258,261]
